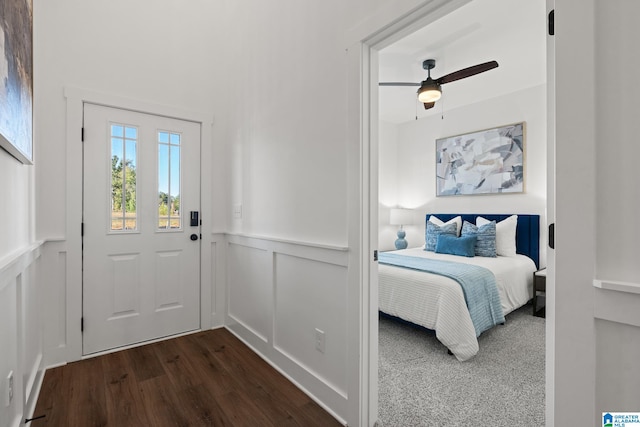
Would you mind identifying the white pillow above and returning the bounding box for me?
[477,215,518,256]
[429,215,462,237]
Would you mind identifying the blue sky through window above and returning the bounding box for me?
[158,131,180,196]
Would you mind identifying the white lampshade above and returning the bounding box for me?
[390,208,414,226]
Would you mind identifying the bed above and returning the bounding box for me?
[378,214,540,361]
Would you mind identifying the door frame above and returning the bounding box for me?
[64,87,215,362]
[344,0,554,425]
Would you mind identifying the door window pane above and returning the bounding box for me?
[110,124,137,231]
[158,131,181,229]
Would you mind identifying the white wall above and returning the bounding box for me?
[593,5,640,416]
[0,152,32,255]
[0,149,43,426]
[379,84,547,257]
[223,3,354,245]
[553,0,640,425]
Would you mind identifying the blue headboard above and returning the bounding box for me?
[426,214,540,269]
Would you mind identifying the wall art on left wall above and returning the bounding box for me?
[0,0,33,164]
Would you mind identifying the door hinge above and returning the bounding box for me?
[81,127,85,142]
[548,10,554,36]
[373,250,378,262]
[81,222,84,236]
[81,317,84,332]
[548,223,555,249]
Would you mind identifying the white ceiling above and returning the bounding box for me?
[378,0,547,124]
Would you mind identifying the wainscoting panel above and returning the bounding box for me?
[0,242,44,427]
[594,281,640,417]
[41,241,68,367]
[274,252,348,395]
[225,234,349,423]
[227,240,272,345]
[210,233,226,327]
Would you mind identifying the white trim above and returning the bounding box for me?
[594,279,640,295]
[0,241,42,290]
[226,232,348,252]
[23,354,44,423]
[345,2,476,425]
[80,328,205,360]
[64,86,214,362]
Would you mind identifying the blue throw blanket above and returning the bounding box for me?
[378,252,505,337]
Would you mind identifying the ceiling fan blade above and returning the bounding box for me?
[436,60,499,85]
[423,102,435,110]
[379,82,421,87]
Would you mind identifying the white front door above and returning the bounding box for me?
[82,103,201,355]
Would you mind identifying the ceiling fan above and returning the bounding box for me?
[379,59,499,110]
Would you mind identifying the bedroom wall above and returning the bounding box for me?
[379,84,547,263]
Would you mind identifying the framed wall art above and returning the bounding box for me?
[436,122,525,196]
[0,0,34,164]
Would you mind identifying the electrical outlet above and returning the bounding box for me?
[315,328,325,353]
[5,371,13,407]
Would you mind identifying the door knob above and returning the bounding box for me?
[190,234,198,241]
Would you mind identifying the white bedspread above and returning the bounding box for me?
[378,247,536,361]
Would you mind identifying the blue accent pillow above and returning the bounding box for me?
[425,222,457,251]
[461,220,497,257]
[435,234,477,257]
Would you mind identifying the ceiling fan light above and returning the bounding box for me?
[418,84,441,103]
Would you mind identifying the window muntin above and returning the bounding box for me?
[157,131,181,230]
[110,124,138,231]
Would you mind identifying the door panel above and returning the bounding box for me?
[82,103,201,355]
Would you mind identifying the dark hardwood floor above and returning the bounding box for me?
[32,328,343,427]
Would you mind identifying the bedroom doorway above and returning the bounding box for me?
[370,0,551,425]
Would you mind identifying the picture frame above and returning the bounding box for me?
[435,122,525,196]
[0,0,34,164]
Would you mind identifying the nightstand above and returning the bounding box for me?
[533,268,547,317]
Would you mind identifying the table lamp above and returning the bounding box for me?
[390,208,413,249]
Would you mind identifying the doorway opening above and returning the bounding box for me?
[366,0,550,424]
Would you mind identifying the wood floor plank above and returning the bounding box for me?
[176,383,235,426]
[200,329,312,407]
[152,337,203,392]
[194,329,340,426]
[177,332,236,397]
[33,328,342,427]
[214,390,275,427]
[125,340,165,382]
[101,351,150,427]
[67,357,108,426]
[31,365,69,427]
[138,375,193,426]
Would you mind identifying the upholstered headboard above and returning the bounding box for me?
[426,214,540,269]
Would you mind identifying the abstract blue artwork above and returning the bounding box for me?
[436,122,524,196]
[0,0,33,164]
